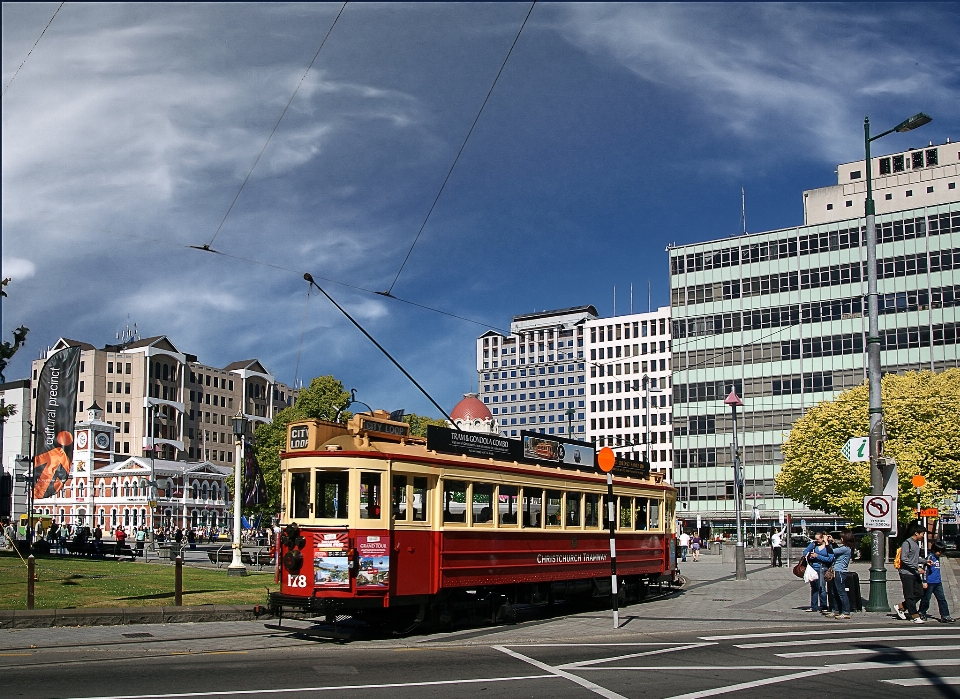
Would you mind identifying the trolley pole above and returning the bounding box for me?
[598,447,619,629]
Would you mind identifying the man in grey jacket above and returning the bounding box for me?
[896,524,926,623]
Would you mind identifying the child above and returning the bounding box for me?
[920,541,955,623]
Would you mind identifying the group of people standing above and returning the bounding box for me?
[677,531,702,562]
[801,531,855,618]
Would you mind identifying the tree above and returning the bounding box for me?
[775,369,960,523]
[402,412,447,437]
[0,278,29,384]
[251,376,351,514]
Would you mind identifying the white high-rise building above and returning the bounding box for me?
[584,307,674,481]
[475,306,596,439]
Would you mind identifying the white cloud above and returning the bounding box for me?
[1,257,36,281]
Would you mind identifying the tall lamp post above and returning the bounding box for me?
[863,111,931,611]
[724,390,747,580]
[228,411,247,576]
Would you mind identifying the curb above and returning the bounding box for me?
[0,605,262,629]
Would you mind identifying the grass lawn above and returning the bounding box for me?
[0,553,276,609]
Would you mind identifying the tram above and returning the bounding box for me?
[269,411,678,625]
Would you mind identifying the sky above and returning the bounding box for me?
[3,2,960,417]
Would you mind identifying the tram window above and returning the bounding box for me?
[565,492,582,528]
[498,485,519,526]
[412,477,428,522]
[524,489,542,528]
[472,483,494,524]
[360,472,382,519]
[634,497,649,530]
[619,497,633,529]
[392,475,408,521]
[545,490,562,527]
[290,472,310,519]
[649,499,661,530]
[584,493,600,528]
[315,471,349,519]
[443,480,467,523]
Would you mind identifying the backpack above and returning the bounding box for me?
[894,547,902,569]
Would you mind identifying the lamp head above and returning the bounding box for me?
[894,112,932,133]
[231,410,248,437]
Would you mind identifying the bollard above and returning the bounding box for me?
[175,555,183,606]
[27,555,35,610]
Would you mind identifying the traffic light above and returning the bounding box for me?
[280,523,306,573]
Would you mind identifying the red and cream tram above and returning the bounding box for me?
[270,412,678,624]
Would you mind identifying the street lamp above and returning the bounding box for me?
[724,390,747,581]
[228,410,248,576]
[146,405,167,552]
[15,452,33,554]
[863,112,931,612]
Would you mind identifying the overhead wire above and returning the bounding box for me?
[384,1,537,296]
[204,1,348,249]
[2,1,64,99]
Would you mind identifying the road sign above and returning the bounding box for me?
[919,508,939,518]
[842,437,869,462]
[911,474,927,488]
[778,510,785,525]
[864,495,894,529]
[597,447,615,473]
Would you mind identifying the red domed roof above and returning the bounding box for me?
[450,394,492,422]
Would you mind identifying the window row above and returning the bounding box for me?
[590,341,667,360]
[590,377,670,395]
[673,297,865,338]
[590,319,667,343]
[670,211,960,276]
[591,358,668,377]
[877,149,938,175]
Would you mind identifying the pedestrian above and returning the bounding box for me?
[93,525,103,556]
[691,533,701,562]
[115,525,127,550]
[679,530,690,563]
[826,532,854,619]
[895,524,926,623]
[771,527,784,568]
[919,540,955,623]
[135,526,146,556]
[801,531,835,613]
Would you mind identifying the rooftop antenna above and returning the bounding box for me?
[613,286,616,317]
[648,280,651,313]
[741,187,747,235]
[630,283,633,314]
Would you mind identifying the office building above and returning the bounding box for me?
[669,140,959,530]
[476,306,595,439]
[584,307,674,480]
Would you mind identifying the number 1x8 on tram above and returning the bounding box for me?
[271,411,677,624]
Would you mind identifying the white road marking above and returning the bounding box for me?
[701,626,923,641]
[55,674,559,699]
[560,643,717,668]
[881,676,960,686]
[574,665,821,671]
[778,643,960,658]
[829,659,960,670]
[736,633,960,649]
[662,668,837,699]
[493,645,628,699]
[506,642,697,647]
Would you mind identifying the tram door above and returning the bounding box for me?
[391,474,434,596]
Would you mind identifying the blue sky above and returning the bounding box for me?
[3,2,959,416]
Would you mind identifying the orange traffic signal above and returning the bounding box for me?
[598,447,615,473]
[911,474,926,488]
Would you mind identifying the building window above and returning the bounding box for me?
[893,154,905,172]
[927,186,934,193]
[826,203,833,210]
[879,157,891,175]
[906,190,913,197]
[926,149,938,166]
[849,170,861,180]
[912,151,923,169]
[885,193,893,200]
[845,200,852,207]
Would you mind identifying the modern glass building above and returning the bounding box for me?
[669,141,959,532]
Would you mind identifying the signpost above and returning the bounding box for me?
[863,495,894,530]
[598,446,618,630]
[842,437,869,462]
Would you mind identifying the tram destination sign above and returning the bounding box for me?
[426,426,644,478]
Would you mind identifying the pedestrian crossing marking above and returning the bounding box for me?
[736,633,960,649]
[881,676,960,686]
[780,644,960,659]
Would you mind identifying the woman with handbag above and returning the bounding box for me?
[800,532,835,613]
[825,532,854,619]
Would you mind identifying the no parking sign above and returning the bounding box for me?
[863,495,894,529]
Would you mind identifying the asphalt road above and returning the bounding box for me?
[2,616,958,699]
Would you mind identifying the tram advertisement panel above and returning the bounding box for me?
[356,535,389,588]
[314,532,350,587]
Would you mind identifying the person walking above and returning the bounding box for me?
[801,531,835,613]
[691,534,701,562]
[679,531,690,563]
[919,540,955,623]
[826,532,854,619]
[895,524,926,623]
[771,527,784,568]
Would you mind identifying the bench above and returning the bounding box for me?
[207,547,273,570]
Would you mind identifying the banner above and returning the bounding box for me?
[243,441,268,507]
[33,346,81,499]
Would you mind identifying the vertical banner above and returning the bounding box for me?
[33,346,81,499]
[243,441,268,507]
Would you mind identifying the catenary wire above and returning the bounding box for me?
[385,1,536,295]
[2,1,64,99]
[303,273,460,427]
[204,2,348,249]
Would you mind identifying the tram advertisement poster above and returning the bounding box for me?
[522,432,594,467]
[314,532,350,587]
[356,535,390,588]
[427,425,519,460]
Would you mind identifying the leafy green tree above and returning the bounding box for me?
[775,369,960,523]
[250,376,351,515]
[402,412,447,437]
